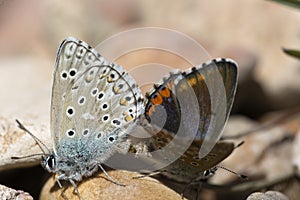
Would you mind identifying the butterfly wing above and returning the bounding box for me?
[181,140,234,171]
[144,58,237,158]
[51,37,143,160]
[159,138,235,183]
[194,58,237,157]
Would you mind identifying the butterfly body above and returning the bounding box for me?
[43,137,109,182]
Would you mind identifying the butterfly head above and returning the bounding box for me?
[42,154,56,173]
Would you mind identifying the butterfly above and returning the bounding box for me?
[133,58,238,186]
[14,37,144,195]
[13,36,239,199]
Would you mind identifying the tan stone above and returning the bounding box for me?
[0,184,33,200]
[40,170,185,200]
[246,191,289,200]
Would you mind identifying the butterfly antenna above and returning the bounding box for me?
[216,165,248,179]
[11,153,47,160]
[15,119,51,155]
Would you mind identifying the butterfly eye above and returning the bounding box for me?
[48,155,55,169]
[44,155,55,172]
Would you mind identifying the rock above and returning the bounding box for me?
[40,170,185,200]
[0,116,51,172]
[292,129,300,177]
[213,115,293,184]
[0,184,33,200]
[246,191,289,200]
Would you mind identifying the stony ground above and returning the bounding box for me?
[0,0,300,199]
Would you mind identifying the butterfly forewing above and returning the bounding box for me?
[51,38,103,150]
[141,58,237,183]
[51,37,143,159]
[196,58,237,157]
[144,58,237,157]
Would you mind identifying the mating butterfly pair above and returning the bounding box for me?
[15,37,238,196]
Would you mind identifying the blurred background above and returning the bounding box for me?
[0,0,300,120]
[0,0,300,199]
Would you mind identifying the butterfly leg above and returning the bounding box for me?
[65,175,82,200]
[56,174,81,200]
[56,178,63,188]
[98,164,125,186]
[57,174,82,200]
[68,179,79,194]
[180,169,218,200]
[68,179,83,200]
[57,174,71,188]
[180,171,212,200]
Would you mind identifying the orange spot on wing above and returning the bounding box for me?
[197,74,205,81]
[151,94,163,105]
[188,77,197,86]
[120,98,128,106]
[125,115,133,122]
[159,87,171,98]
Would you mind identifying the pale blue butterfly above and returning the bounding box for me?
[14,37,144,195]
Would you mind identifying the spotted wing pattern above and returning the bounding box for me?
[51,37,144,163]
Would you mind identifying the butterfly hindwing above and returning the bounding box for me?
[160,139,234,182]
